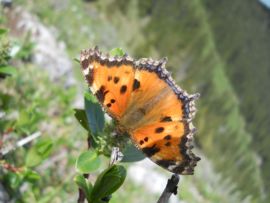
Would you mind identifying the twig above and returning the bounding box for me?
[77,137,92,203]
[77,173,89,203]
[0,131,41,156]
[0,160,23,173]
[157,174,180,203]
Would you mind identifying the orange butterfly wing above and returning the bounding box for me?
[81,49,135,119]
[80,47,200,175]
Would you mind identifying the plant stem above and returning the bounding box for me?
[157,174,180,203]
[77,136,92,203]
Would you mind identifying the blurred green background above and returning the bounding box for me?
[1,0,270,202]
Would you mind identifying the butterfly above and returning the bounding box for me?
[80,47,200,175]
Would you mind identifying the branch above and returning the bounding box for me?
[0,160,23,173]
[0,131,41,156]
[157,174,180,203]
[77,173,89,203]
[77,137,92,203]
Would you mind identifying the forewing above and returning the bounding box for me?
[80,48,135,119]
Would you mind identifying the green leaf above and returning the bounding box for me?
[74,174,92,202]
[73,58,80,63]
[25,138,53,167]
[0,92,13,109]
[5,172,21,189]
[91,165,126,201]
[74,108,90,131]
[23,169,41,183]
[25,147,43,167]
[109,48,125,57]
[0,28,8,35]
[121,144,145,162]
[13,37,35,61]
[36,139,53,157]
[76,150,101,173]
[0,66,17,76]
[84,92,105,135]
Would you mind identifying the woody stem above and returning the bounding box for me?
[157,174,180,203]
[77,136,92,203]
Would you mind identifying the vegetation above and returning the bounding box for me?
[134,0,265,201]
[1,0,269,202]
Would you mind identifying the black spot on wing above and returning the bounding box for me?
[165,142,171,147]
[155,127,164,133]
[156,160,176,168]
[95,86,108,103]
[114,77,120,84]
[111,99,115,103]
[142,144,160,157]
[164,135,172,140]
[144,137,148,142]
[85,68,94,86]
[172,163,186,174]
[161,116,172,122]
[107,76,112,81]
[81,59,89,70]
[120,85,127,94]
[132,79,140,91]
[106,103,111,108]
[156,160,190,174]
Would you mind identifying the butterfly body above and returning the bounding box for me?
[80,47,200,175]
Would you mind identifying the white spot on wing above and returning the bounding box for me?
[83,67,90,76]
[91,83,98,94]
[168,165,177,171]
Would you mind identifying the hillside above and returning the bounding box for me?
[1,0,269,202]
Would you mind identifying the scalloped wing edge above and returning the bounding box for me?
[80,46,200,175]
